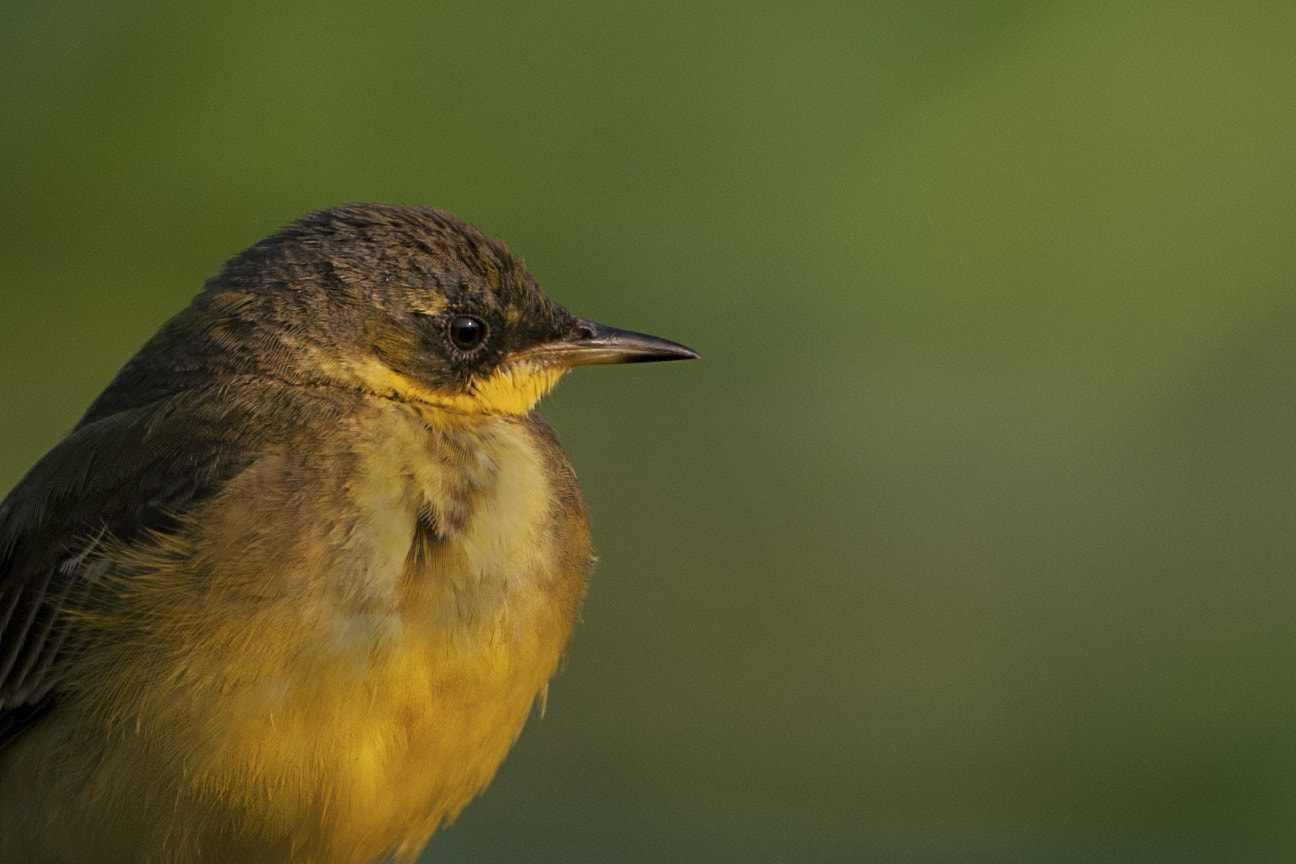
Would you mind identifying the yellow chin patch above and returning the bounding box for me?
[384,360,566,416]
[462,361,567,415]
[337,354,567,416]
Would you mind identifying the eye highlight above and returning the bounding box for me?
[448,315,488,351]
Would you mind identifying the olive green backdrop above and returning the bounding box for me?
[2,2,1294,862]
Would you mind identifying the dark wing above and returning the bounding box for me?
[0,390,268,737]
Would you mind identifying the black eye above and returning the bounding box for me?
[449,315,488,351]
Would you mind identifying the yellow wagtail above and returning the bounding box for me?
[0,204,696,863]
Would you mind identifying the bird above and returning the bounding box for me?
[0,204,697,863]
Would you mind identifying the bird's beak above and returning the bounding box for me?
[533,318,699,368]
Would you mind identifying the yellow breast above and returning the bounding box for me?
[0,401,592,864]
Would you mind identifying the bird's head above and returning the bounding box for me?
[111,205,695,419]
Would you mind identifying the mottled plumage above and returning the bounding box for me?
[0,205,695,863]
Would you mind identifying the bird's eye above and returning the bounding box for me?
[449,315,488,351]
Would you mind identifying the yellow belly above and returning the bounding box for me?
[2,625,566,863]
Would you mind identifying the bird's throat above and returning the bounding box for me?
[360,360,566,417]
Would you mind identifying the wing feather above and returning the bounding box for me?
[0,385,346,729]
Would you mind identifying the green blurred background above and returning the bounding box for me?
[3,2,1295,861]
